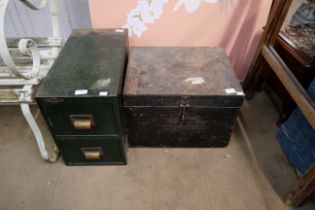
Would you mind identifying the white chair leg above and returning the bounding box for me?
[20,103,59,162]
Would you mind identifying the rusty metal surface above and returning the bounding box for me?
[124,47,242,96]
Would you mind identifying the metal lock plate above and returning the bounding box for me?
[179,96,190,121]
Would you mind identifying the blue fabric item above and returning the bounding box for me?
[276,78,315,200]
[277,78,315,174]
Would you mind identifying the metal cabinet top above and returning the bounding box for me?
[124,47,242,97]
[36,29,128,98]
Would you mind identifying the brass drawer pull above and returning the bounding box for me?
[69,114,94,130]
[81,147,103,160]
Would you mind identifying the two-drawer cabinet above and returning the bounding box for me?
[36,29,128,165]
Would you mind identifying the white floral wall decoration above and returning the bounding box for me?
[122,0,242,38]
[122,0,169,38]
[173,0,221,13]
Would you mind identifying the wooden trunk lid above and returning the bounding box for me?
[124,47,244,107]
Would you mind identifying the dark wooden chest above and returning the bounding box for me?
[36,29,128,165]
[123,47,244,147]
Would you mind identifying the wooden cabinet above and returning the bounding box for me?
[263,28,315,123]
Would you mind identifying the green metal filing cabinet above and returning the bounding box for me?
[36,29,128,165]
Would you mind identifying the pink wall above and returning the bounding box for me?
[89,0,272,81]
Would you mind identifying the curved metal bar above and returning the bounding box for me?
[48,0,61,37]
[0,0,62,162]
[20,102,59,162]
[0,0,27,78]
[18,39,41,77]
[0,0,47,79]
[19,0,49,10]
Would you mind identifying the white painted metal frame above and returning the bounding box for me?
[0,0,62,162]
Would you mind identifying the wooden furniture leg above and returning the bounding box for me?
[284,164,315,206]
[243,0,290,95]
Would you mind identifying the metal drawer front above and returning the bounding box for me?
[57,137,126,165]
[42,101,118,136]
